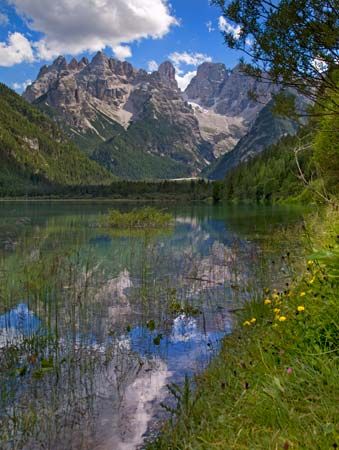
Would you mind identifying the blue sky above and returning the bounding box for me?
[0,0,244,92]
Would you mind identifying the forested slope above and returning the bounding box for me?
[0,84,113,195]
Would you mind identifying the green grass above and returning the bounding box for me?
[103,207,174,229]
[150,207,339,449]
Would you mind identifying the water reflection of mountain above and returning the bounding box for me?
[0,202,306,450]
[0,301,228,450]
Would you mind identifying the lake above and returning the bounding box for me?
[0,202,306,449]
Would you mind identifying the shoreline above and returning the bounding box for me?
[149,206,339,449]
[0,197,203,203]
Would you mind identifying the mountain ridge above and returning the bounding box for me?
[23,52,300,180]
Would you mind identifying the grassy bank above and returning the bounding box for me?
[150,207,339,449]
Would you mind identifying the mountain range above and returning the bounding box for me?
[22,52,300,180]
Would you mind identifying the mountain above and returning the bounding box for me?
[206,100,301,179]
[0,83,113,195]
[184,62,276,157]
[23,54,281,179]
[23,53,300,180]
[24,53,214,179]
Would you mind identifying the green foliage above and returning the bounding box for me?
[103,207,173,229]
[150,208,339,450]
[307,208,339,279]
[220,132,317,204]
[212,181,223,203]
[92,137,190,180]
[313,74,339,195]
[213,0,339,110]
[11,179,212,201]
[0,83,113,196]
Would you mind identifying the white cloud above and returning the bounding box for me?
[9,0,178,60]
[168,51,212,91]
[176,70,196,91]
[206,21,215,33]
[0,12,9,25]
[148,60,159,72]
[218,16,241,39]
[0,32,35,67]
[12,79,32,92]
[169,51,212,71]
[218,16,252,46]
[113,45,132,61]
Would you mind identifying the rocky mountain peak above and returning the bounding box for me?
[185,62,229,108]
[68,57,79,71]
[37,64,49,79]
[90,51,109,68]
[196,62,228,82]
[109,59,135,78]
[51,55,68,71]
[79,57,89,69]
[157,61,178,90]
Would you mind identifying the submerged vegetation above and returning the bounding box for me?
[150,207,339,449]
[103,207,174,229]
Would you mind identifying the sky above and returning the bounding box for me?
[0,0,245,92]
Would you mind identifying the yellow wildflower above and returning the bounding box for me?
[300,292,306,297]
[274,308,281,314]
[278,316,287,322]
[307,260,314,266]
[243,321,251,326]
[297,306,305,312]
[264,299,271,305]
[272,293,280,301]
[250,318,256,323]
[309,277,315,284]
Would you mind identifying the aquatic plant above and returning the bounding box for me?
[103,207,174,229]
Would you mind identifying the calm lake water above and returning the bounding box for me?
[0,202,307,449]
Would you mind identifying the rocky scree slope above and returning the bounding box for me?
[206,99,302,179]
